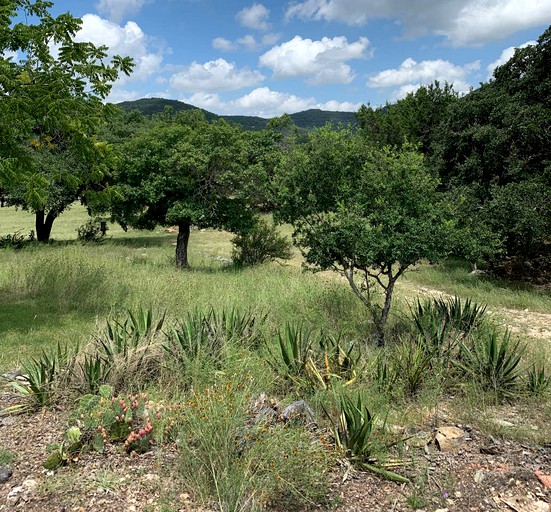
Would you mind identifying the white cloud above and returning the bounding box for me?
[212,33,281,52]
[96,0,148,23]
[169,59,265,93]
[261,33,282,46]
[237,35,259,51]
[212,37,237,51]
[76,15,164,82]
[181,87,360,117]
[486,40,537,78]
[259,35,371,84]
[443,2,550,46]
[236,3,271,30]
[284,0,551,46]
[2,50,18,61]
[368,57,480,96]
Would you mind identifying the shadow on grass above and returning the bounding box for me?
[432,258,547,293]
[107,235,174,248]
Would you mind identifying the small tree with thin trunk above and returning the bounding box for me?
[112,111,255,268]
[275,127,453,344]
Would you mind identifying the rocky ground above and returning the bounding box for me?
[1,389,549,512]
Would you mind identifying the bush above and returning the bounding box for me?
[0,230,34,249]
[231,219,292,267]
[76,219,107,243]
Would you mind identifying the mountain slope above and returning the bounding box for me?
[115,98,358,130]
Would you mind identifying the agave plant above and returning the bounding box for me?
[458,329,524,399]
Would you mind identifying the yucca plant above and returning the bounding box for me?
[220,307,266,348]
[527,363,550,397]
[305,333,359,389]
[4,342,73,413]
[79,353,112,394]
[324,393,409,483]
[413,296,487,336]
[270,323,314,380]
[392,337,434,396]
[93,307,165,391]
[458,329,524,400]
[373,349,399,394]
[164,309,232,371]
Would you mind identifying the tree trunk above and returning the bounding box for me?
[176,222,191,269]
[35,210,57,242]
[373,275,397,347]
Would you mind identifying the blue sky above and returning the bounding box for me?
[47,0,550,117]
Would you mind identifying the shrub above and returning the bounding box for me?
[76,219,107,243]
[0,230,28,249]
[231,219,292,267]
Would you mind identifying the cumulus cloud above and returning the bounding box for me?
[284,0,551,46]
[486,40,537,78]
[76,14,164,83]
[212,37,237,51]
[181,87,360,117]
[96,0,148,23]
[259,35,370,84]
[236,3,271,30]
[212,33,281,52]
[368,57,480,96]
[169,59,265,93]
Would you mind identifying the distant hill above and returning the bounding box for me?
[115,98,358,131]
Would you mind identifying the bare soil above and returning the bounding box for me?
[1,391,549,512]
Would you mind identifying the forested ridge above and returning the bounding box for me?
[116,97,358,130]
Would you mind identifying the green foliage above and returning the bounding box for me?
[0,446,15,466]
[271,323,314,380]
[357,81,459,153]
[231,218,292,267]
[0,230,34,249]
[0,0,134,241]
[458,330,524,400]
[178,380,331,511]
[112,113,258,267]
[527,364,550,397]
[12,249,126,314]
[414,296,487,335]
[91,307,165,391]
[432,26,551,261]
[164,308,265,384]
[76,219,107,243]
[5,342,72,413]
[332,393,376,460]
[276,127,455,343]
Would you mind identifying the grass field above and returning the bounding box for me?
[1,204,549,372]
[1,205,550,510]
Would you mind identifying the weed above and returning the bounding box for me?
[0,447,15,465]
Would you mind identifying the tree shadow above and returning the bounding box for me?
[107,235,175,248]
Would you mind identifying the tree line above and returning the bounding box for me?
[1,1,549,343]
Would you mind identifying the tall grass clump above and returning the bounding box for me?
[178,379,332,511]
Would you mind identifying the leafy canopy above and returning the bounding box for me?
[0,0,133,238]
